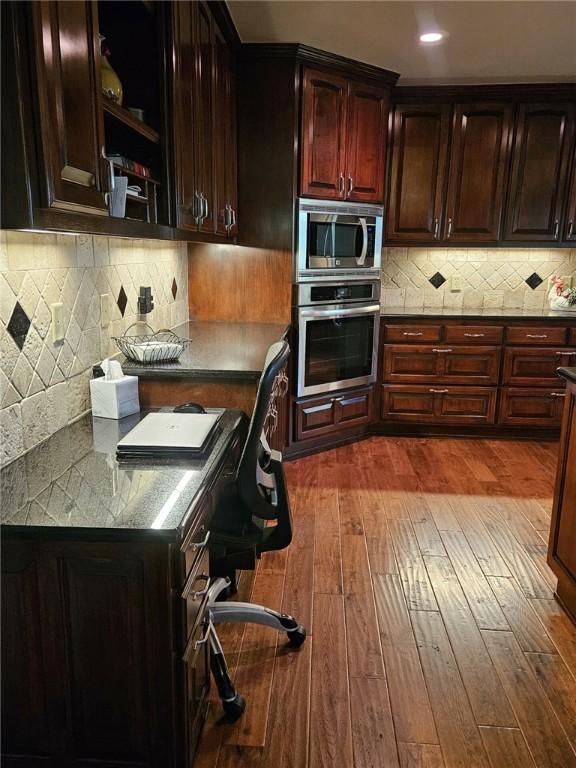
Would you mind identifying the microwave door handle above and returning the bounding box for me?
[356,218,368,266]
[300,304,380,319]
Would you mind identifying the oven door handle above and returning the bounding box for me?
[356,217,368,266]
[299,304,381,319]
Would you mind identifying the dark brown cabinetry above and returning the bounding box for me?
[444,102,513,242]
[386,104,451,242]
[294,386,373,441]
[172,1,237,237]
[548,373,576,621]
[380,317,576,434]
[31,1,109,216]
[504,103,575,241]
[563,149,576,242]
[300,68,389,202]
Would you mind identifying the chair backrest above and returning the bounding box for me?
[236,340,290,522]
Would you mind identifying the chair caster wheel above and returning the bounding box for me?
[287,626,307,648]
[222,694,246,722]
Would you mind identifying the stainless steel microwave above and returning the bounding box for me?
[296,199,384,282]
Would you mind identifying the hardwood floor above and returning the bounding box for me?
[196,436,576,768]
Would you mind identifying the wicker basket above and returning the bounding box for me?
[112,323,190,363]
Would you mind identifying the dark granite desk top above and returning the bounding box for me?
[1,408,244,534]
[558,367,576,385]
[118,321,289,381]
[380,307,576,321]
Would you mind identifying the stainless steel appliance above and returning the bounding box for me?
[296,198,384,282]
[296,280,380,397]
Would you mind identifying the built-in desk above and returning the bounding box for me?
[1,408,248,767]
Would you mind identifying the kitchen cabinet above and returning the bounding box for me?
[31,1,109,216]
[502,347,576,387]
[444,102,513,242]
[564,148,576,242]
[382,385,497,425]
[548,371,576,622]
[503,102,575,241]
[386,103,451,242]
[499,387,567,427]
[172,1,237,237]
[300,68,389,202]
[294,386,373,441]
[384,344,501,386]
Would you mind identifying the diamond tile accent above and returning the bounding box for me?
[429,272,447,289]
[171,277,178,300]
[525,272,543,290]
[117,286,128,317]
[7,301,31,350]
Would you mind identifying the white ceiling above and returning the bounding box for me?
[228,1,576,85]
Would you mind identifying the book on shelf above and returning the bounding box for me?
[107,154,151,178]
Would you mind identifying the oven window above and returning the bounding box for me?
[309,222,370,259]
[304,315,374,388]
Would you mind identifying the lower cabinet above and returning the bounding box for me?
[384,344,501,385]
[294,386,373,441]
[382,385,497,424]
[548,376,576,621]
[503,347,576,387]
[499,387,567,426]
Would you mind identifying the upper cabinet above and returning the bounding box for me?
[300,67,389,203]
[386,104,451,242]
[503,103,575,242]
[444,102,513,242]
[386,92,575,246]
[172,1,238,237]
[27,1,108,217]
[564,148,576,242]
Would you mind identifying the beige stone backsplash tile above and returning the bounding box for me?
[1,231,189,465]
[0,403,23,465]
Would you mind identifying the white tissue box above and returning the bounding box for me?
[89,375,140,420]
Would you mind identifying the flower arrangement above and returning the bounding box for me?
[549,275,576,311]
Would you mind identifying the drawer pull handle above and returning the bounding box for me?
[551,392,566,398]
[403,331,423,336]
[182,572,210,600]
[429,388,449,393]
[190,575,211,600]
[183,621,212,662]
[432,348,453,353]
[555,351,576,357]
[464,333,485,337]
[331,396,345,402]
[526,334,547,338]
[190,530,210,551]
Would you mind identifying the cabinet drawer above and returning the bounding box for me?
[182,546,210,639]
[444,325,503,344]
[506,326,567,345]
[384,324,442,343]
[294,386,372,441]
[498,388,567,427]
[381,385,496,424]
[502,347,576,386]
[183,616,210,760]
[569,328,576,346]
[384,345,500,385]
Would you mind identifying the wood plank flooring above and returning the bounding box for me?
[196,436,576,768]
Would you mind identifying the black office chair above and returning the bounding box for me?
[205,340,306,721]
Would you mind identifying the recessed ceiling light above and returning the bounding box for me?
[420,32,444,43]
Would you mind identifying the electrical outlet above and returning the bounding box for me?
[100,294,110,327]
[450,274,463,292]
[51,303,65,342]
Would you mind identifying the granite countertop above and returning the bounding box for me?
[118,321,289,380]
[558,367,576,384]
[1,408,244,533]
[380,307,576,321]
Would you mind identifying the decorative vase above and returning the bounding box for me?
[100,36,123,105]
[548,284,576,312]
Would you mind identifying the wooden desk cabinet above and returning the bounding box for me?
[548,371,576,622]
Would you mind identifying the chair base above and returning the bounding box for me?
[206,578,307,721]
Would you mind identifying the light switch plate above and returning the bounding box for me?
[100,294,110,327]
[51,302,65,342]
[450,274,463,292]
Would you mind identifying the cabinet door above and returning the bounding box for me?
[172,0,198,231]
[33,1,108,215]
[552,390,576,595]
[386,104,451,242]
[294,395,338,440]
[384,344,500,385]
[213,24,237,237]
[503,347,576,386]
[498,387,566,426]
[504,103,575,241]
[444,102,513,241]
[300,68,348,200]
[335,387,373,425]
[195,1,215,233]
[345,81,388,203]
[381,384,496,424]
[564,149,576,242]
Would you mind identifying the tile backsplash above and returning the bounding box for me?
[381,247,576,310]
[0,231,188,466]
